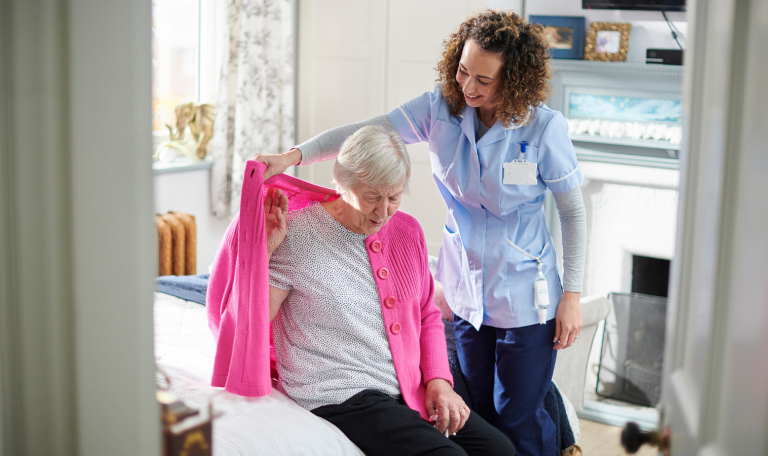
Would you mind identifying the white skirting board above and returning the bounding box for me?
[577,400,659,432]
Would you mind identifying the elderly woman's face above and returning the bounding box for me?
[455,39,504,113]
[342,179,405,236]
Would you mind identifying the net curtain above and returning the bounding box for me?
[212,0,295,219]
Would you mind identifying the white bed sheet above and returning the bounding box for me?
[153,292,365,456]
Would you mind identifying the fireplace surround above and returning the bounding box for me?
[546,60,683,428]
[546,59,682,299]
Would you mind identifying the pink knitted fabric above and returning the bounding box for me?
[207,161,453,419]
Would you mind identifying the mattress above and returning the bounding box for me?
[153,292,365,456]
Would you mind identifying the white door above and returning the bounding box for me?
[660,0,768,454]
[296,0,389,188]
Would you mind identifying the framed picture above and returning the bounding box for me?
[528,16,586,60]
[584,22,632,62]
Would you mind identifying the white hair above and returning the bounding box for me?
[332,125,411,194]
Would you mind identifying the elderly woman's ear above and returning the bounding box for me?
[264,187,289,257]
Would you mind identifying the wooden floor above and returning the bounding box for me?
[578,419,658,456]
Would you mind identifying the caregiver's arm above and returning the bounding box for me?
[553,187,586,293]
[254,115,397,179]
[295,115,397,165]
[552,186,586,350]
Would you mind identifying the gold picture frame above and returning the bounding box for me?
[584,22,632,62]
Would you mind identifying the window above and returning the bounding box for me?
[151,0,201,133]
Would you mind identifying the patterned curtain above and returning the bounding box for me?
[211,0,294,219]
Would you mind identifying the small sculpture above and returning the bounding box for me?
[166,102,216,159]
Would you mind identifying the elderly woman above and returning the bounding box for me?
[263,126,514,456]
[257,10,587,456]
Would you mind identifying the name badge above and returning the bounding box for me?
[503,141,538,185]
[503,161,538,185]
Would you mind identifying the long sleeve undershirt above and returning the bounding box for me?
[552,187,586,292]
[295,115,586,293]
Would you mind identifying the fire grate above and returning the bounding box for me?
[596,292,667,407]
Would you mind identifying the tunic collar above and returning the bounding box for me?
[457,105,527,148]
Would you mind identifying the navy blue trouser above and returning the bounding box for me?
[453,316,558,456]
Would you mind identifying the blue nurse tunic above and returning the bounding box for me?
[387,86,583,330]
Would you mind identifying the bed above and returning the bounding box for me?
[153,292,365,455]
[153,272,586,454]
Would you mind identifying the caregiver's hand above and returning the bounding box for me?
[553,291,582,350]
[252,148,302,180]
[426,378,469,435]
[264,187,288,257]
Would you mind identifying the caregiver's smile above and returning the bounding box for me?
[455,39,504,125]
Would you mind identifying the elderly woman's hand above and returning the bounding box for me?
[252,149,302,180]
[264,187,289,257]
[425,378,469,435]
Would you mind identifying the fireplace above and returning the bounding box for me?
[632,255,670,298]
[546,60,681,419]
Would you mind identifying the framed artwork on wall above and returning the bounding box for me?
[528,15,586,60]
[584,22,632,62]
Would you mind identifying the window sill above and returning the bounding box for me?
[153,156,214,175]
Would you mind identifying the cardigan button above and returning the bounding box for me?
[390,322,402,335]
[384,296,396,309]
[370,240,382,253]
[377,267,389,280]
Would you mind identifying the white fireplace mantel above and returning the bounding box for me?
[548,60,684,171]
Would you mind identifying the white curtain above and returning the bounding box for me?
[211,0,294,219]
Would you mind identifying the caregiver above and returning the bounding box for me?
[255,10,586,456]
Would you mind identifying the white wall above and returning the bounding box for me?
[154,169,230,273]
[525,0,687,63]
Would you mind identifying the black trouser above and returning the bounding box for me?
[311,389,516,456]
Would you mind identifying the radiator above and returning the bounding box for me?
[155,212,197,276]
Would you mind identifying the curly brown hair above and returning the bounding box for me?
[436,10,552,127]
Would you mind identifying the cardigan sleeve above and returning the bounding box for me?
[206,215,240,339]
[416,230,454,387]
[208,161,274,397]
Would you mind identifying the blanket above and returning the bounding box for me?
[156,274,210,305]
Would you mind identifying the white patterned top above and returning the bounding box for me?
[269,203,401,411]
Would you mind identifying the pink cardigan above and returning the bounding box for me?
[207,161,453,420]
